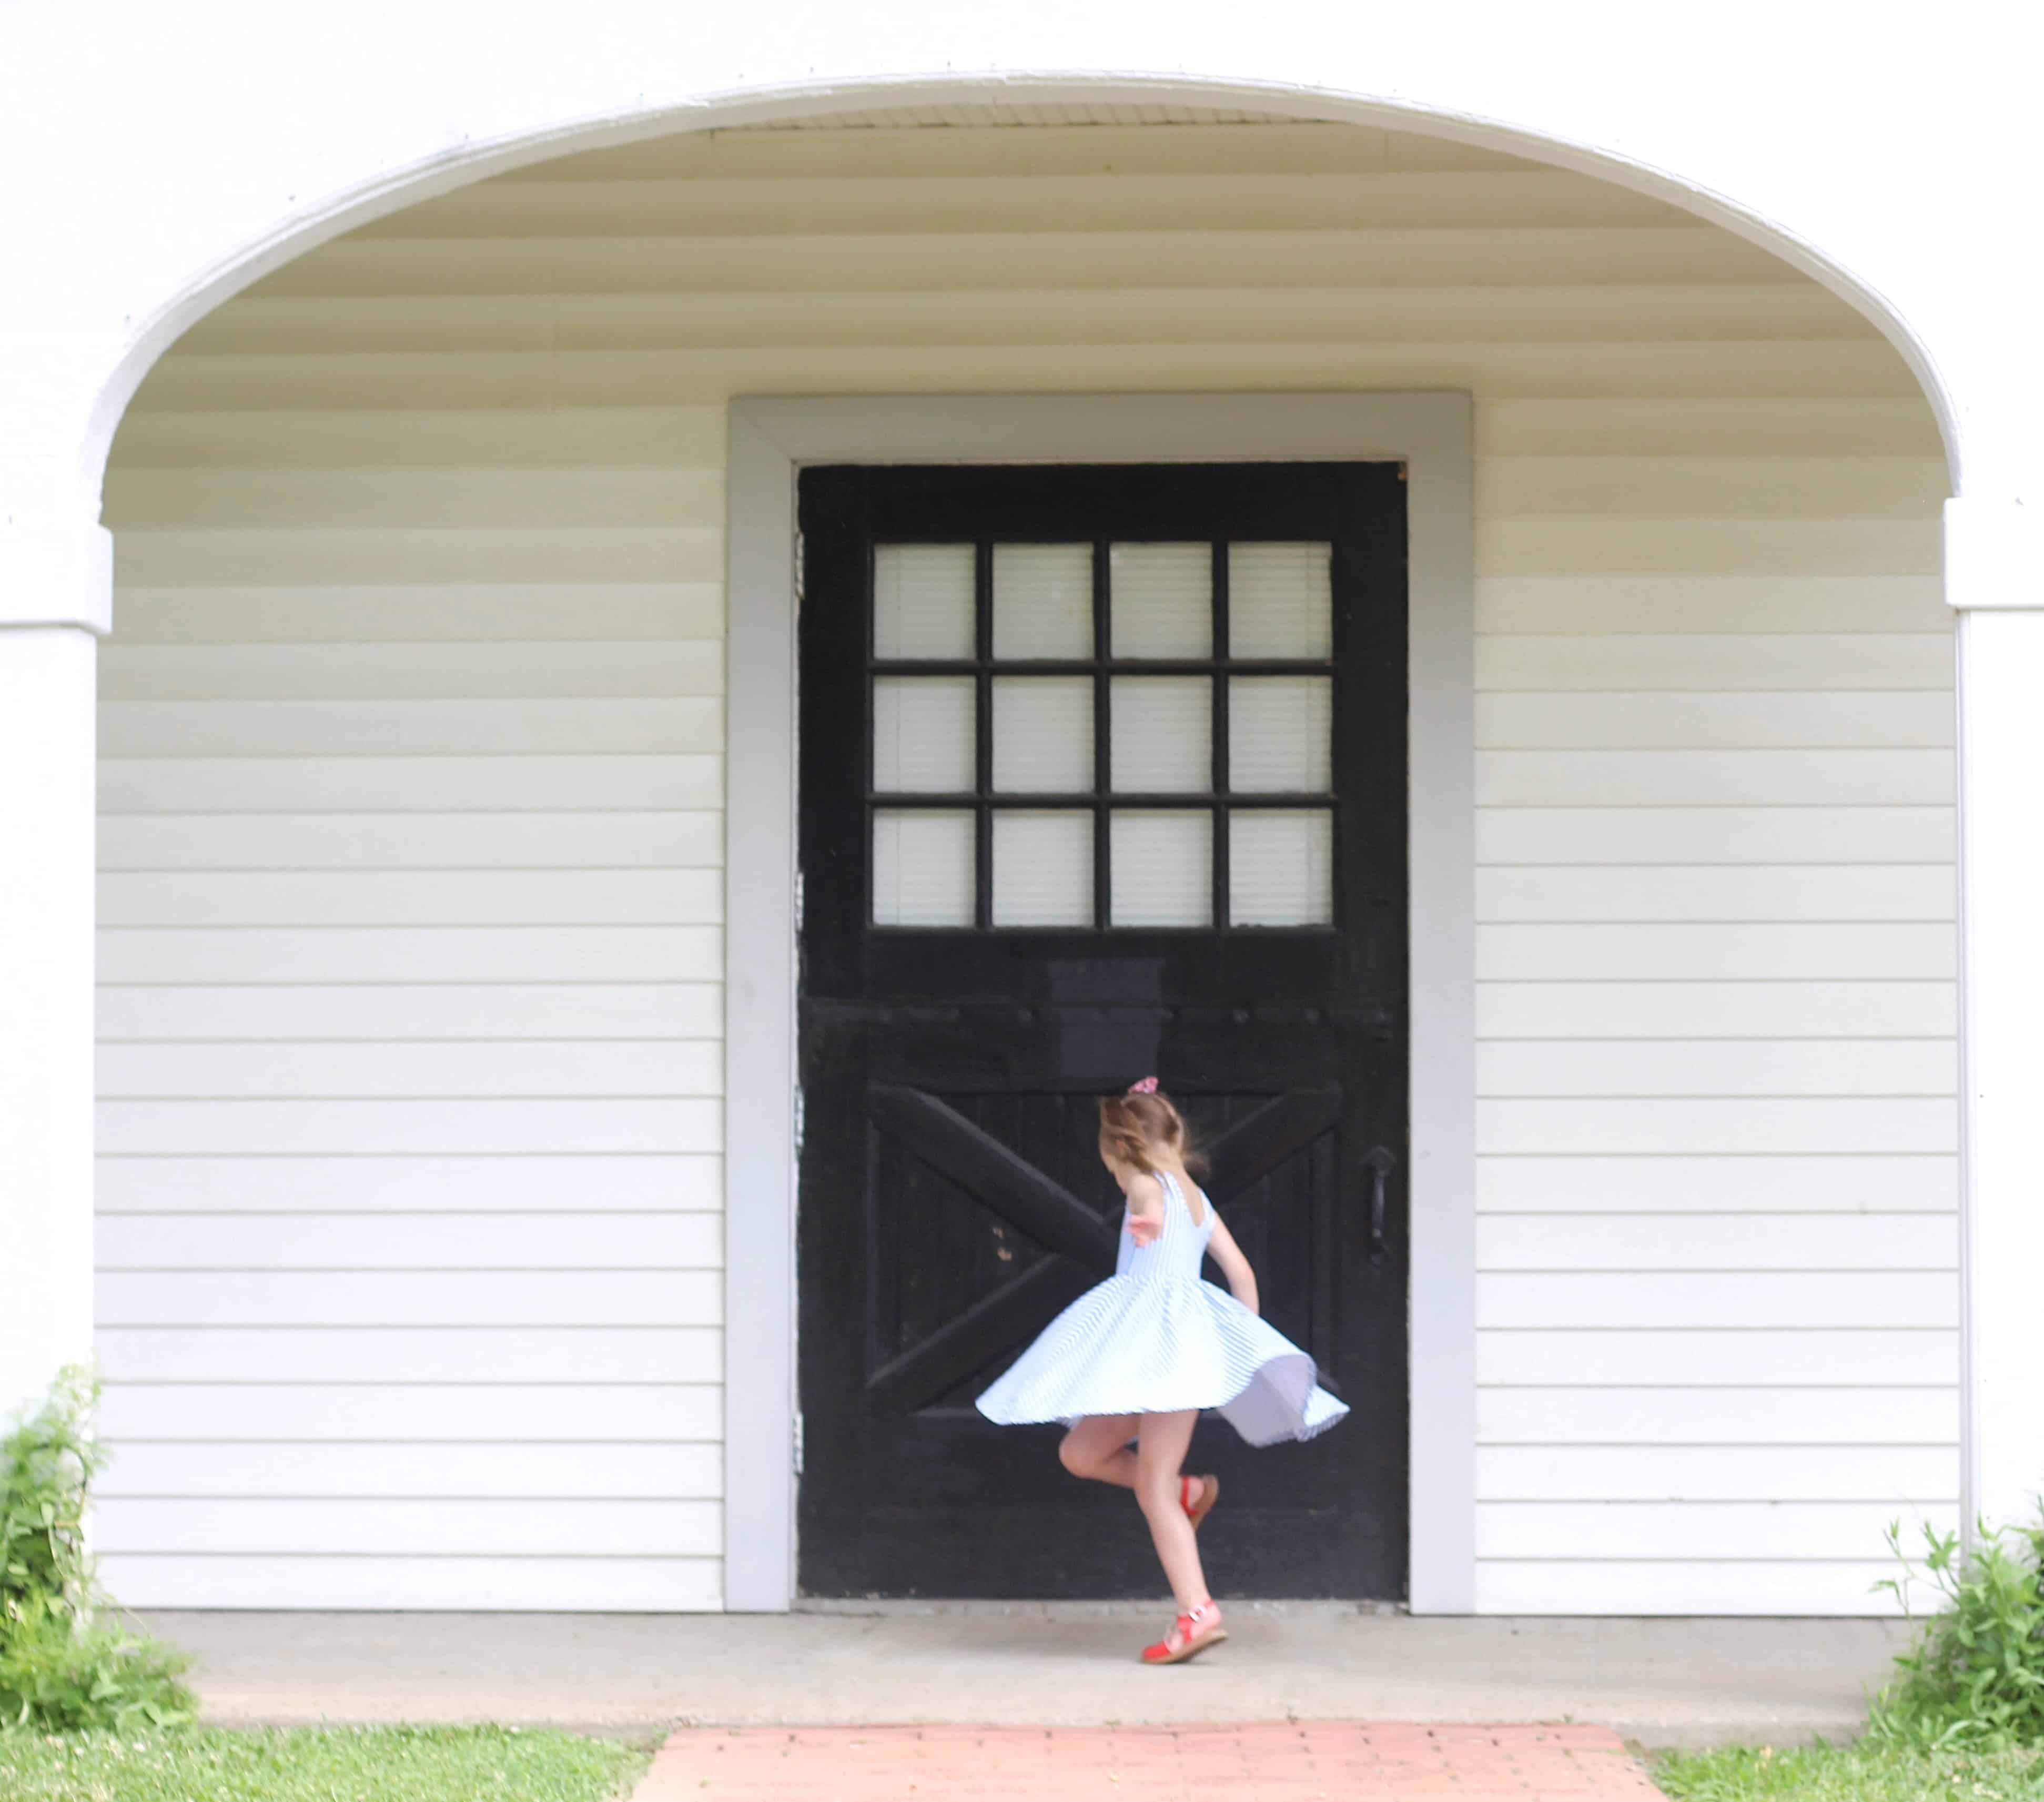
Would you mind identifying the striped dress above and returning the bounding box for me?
[976,1170,1349,1447]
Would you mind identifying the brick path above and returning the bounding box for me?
[633,1722,1660,1800]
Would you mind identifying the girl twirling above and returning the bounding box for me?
[976,1080,1348,1664]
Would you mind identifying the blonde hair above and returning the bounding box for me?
[1097,1087,1203,1178]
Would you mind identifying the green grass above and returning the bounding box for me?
[0,1725,650,1802]
[1657,1743,2044,1802]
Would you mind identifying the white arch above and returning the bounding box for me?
[86,72,1960,510]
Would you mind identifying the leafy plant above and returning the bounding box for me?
[0,1367,193,1733]
[1868,1509,2044,1750]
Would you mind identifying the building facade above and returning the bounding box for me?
[3,2,2040,1619]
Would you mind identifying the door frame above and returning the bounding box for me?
[724,392,1475,1613]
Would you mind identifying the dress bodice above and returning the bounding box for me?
[1116,1169,1216,1284]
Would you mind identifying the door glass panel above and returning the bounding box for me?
[1110,811,1212,927]
[1229,809,1334,926]
[1230,542,1332,659]
[874,544,975,659]
[873,809,975,926]
[874,677,975,792]
[1110,543,1211,658]
[993,677,1094,794]
[992,811,1094,926]
[1230,676,1332,793]
[993,544,1092,659]
[1110,677,1211,792]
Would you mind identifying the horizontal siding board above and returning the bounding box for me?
[97,1554,721,1611]
[97,1440,721,1499]
[98,926,722,984]
[1478,634,1952,692]
[1476,1501,1951,1560]
[99,1383,722,1442]
[99,812,721,871]
[1478,1271,1957,1330]
[102,755,722,813]
[1473,1562,1904,1616]
[97,1156,722,1214]
[97,1327,723,1384]
[1478,1097,1957,1156]
[99,985,722,1042]
[1476,866,1954,924]
[115,527,722,588]
[1478,748,1952,807]
[93,1496,721,1558]
[1477,1155,1957,1214]
[1476,925,1956,981]
[1478,1444,1957,1501]
[1476,1329,1959,1387]
[1478,401,1945,460]
[1478,1213,1956,1274]
[98,1098,722,1155]
[97,1212,722,1271]
[1479,518,1937,579]
[104,468,722,530]
[99,1270,723,1328]
[100,697,722,757]
[99,642,723,702]
[1477,1388,1956,1445]
[99,1041,721,1099]
[113,583,722,645]
[1480,457,1945,519]
[1476,981,1955,1040]
[100,870,721,927]
[1476,1039,1954,1098]
[1476,693,1954,750]
[1475,573,1948,634]
[1478,807,1954,867]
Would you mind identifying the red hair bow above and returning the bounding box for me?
[1128,1076,1159,1094]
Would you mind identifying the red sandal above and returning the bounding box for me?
[1141,1598,1227,1665]
[1180,1473,1220,1530]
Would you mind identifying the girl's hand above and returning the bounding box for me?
[1126,1210,1162,1247]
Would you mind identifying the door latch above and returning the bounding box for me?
[1363,1146,1396,1267]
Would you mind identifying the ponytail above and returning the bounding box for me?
[1097,1085,1205,1177]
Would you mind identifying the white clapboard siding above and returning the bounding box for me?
[99,1383,721,1442]
[102,113,1954,1614]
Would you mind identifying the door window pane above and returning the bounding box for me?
[1111,811,1212,927]
[873,810,975,926]
[993,544,1092,659]
[1110,543,1211,658]
[874,677,975,792]
[1230,676,1332,793]
[875,545,975,659]
[1229,810,1333,926]
[993,812,1094,926]
[993,677,1094,794]
[1230,542,1332,659]
[1110,677,1211,793]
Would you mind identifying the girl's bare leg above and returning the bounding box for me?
[1135,1409,1211,1614]
[1059,1413,1140,1487]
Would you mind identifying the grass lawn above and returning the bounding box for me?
[0,1725,650,1802]
[1658,1744,2044,1802]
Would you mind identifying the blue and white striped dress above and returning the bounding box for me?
[976,1170,1349,1447]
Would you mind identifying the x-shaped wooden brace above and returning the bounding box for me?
[864,1084,1343,1409]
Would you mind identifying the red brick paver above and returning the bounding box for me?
[633,1722,1660,1800]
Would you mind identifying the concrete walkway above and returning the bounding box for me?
[136,1605,1905,1749]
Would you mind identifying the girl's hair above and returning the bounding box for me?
[1098,1085,1206,1177]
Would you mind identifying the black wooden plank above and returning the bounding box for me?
[865,1257,1092,1411]
[869,1086,1119,1270]
[1202,1085,1344,1208]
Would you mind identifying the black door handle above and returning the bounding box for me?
[1363,1146,1396,1267]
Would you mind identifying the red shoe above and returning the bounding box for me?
[1180,1474,1220,1530]
[1141,1599,1227,1665]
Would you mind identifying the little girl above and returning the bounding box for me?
[976,1079,1349,1664]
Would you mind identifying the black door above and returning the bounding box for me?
[796,462,1408,1599]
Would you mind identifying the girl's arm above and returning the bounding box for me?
[1206,1213,1260,1315]
[1123,1171,1167,1246]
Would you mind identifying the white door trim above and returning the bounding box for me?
[724,392,1475,1613]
